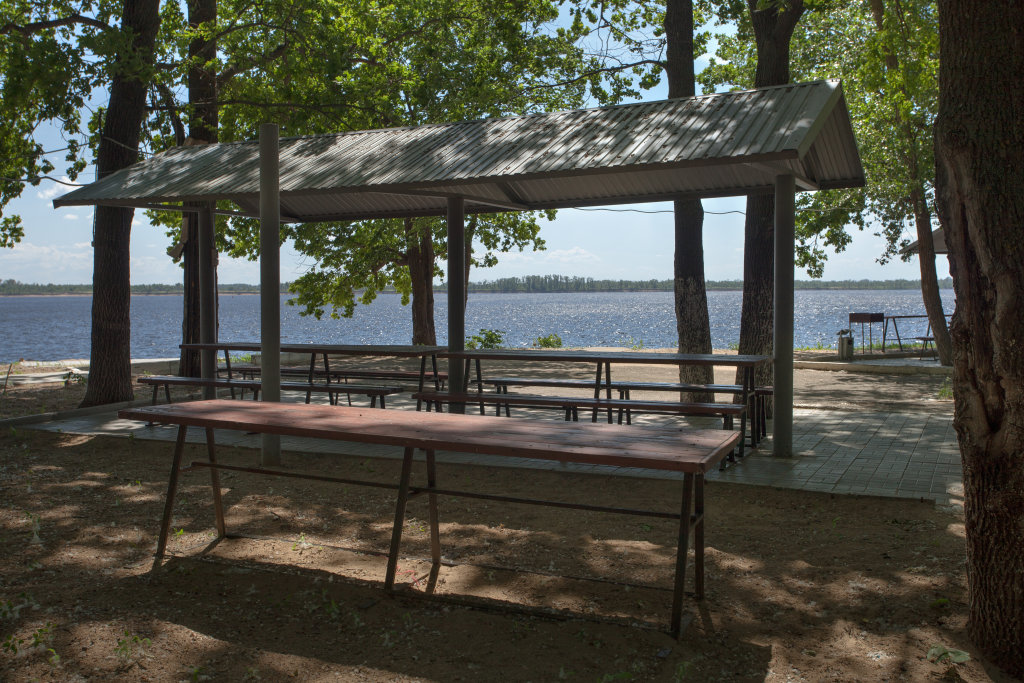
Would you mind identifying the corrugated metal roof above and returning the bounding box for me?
[55,80,864,221]
[901,228,947,255]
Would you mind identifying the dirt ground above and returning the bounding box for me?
[2,354,988,683]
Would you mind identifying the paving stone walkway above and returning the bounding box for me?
[22,392,962,507]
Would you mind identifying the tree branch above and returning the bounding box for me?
[0,14,110,36]
[152,82,186,146]
[218,41,290,87]
[523,60,664,91]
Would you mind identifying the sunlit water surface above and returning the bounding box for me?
[0,289,953,362]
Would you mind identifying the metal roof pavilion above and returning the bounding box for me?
[55,79,864,461]
[56,80,863,220]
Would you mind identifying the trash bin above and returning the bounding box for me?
[837,330,854,360]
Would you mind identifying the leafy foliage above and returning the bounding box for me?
[534,332,563,348]
[465,328,506,349]
[0,0,121,245]
[142,0,585,339]
[699,0,939,276]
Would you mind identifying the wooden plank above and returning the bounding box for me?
[486,377,744,393]
[182,343,446,358]
[119,400,736,473]
[416,391,744,416]
[441,349,771,367]
[139,376,402,396]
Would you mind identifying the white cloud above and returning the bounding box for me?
[0,241,93,283]
[542,247,601,264]
[62,213,80,220]
[494,246,601,266]
[35,176,75,200]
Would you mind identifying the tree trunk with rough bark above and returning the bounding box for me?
[665,0,713,395]
[179,0,218,377]
[80,0,160,407]
[934,1,1024,676]
[406,219,436,345]
[463,217,477,317]
[737,193,775,389]
[909,189,952,364]
[733,0,804,395]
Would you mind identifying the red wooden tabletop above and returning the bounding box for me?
[120,400,736,473]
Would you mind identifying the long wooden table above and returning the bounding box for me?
[182,343,447,403]
[442,349,771,451]
[119,400,738,636]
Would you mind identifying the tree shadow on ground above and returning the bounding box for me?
[0,428,1010,682]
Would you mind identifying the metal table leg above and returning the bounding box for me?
[670,472,696,638]
[153,425,188,572]
[204,427,226,538]
[385,446,416,591]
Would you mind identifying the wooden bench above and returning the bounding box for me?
[118,400,738,637]
[414,391,746,461]
[482,377,758,445]
[486,377,744,398]
[138,375,403,408]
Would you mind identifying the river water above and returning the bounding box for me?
[0,290,954,362]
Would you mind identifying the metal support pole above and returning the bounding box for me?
[259,123,281,466]
[198,203,217,399]
[447,196,466,413]
[773,174,795,457]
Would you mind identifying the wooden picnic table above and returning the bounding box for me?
[442,349,771,450]
[118,399,738,637]
[181,343,447,404]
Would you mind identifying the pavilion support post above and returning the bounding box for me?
[773,174,795,457]
[198,203,217,399]
[447,196,466,413]
[259,122,281,466]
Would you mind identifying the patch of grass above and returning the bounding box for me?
[114,630,151,663]
[620,335,645,350]
[938,377,953,400]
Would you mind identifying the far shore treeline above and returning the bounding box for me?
[0,276,952,296]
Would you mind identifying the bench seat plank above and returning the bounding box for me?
[486,377,743,394]
[415,391,743,417]
[120,400,737,473]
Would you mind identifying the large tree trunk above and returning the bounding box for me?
[665,0,713,394]
[179,215,201,376]
[934,0,1024,676]
[910,189,952,365]
[80,0,160,407]
[179,0,218,377]
[406,218,436,345]
[733,1,804,394]
[463,216,477,315]
[737,193,775,388]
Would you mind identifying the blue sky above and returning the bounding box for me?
[0,174,948,286]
